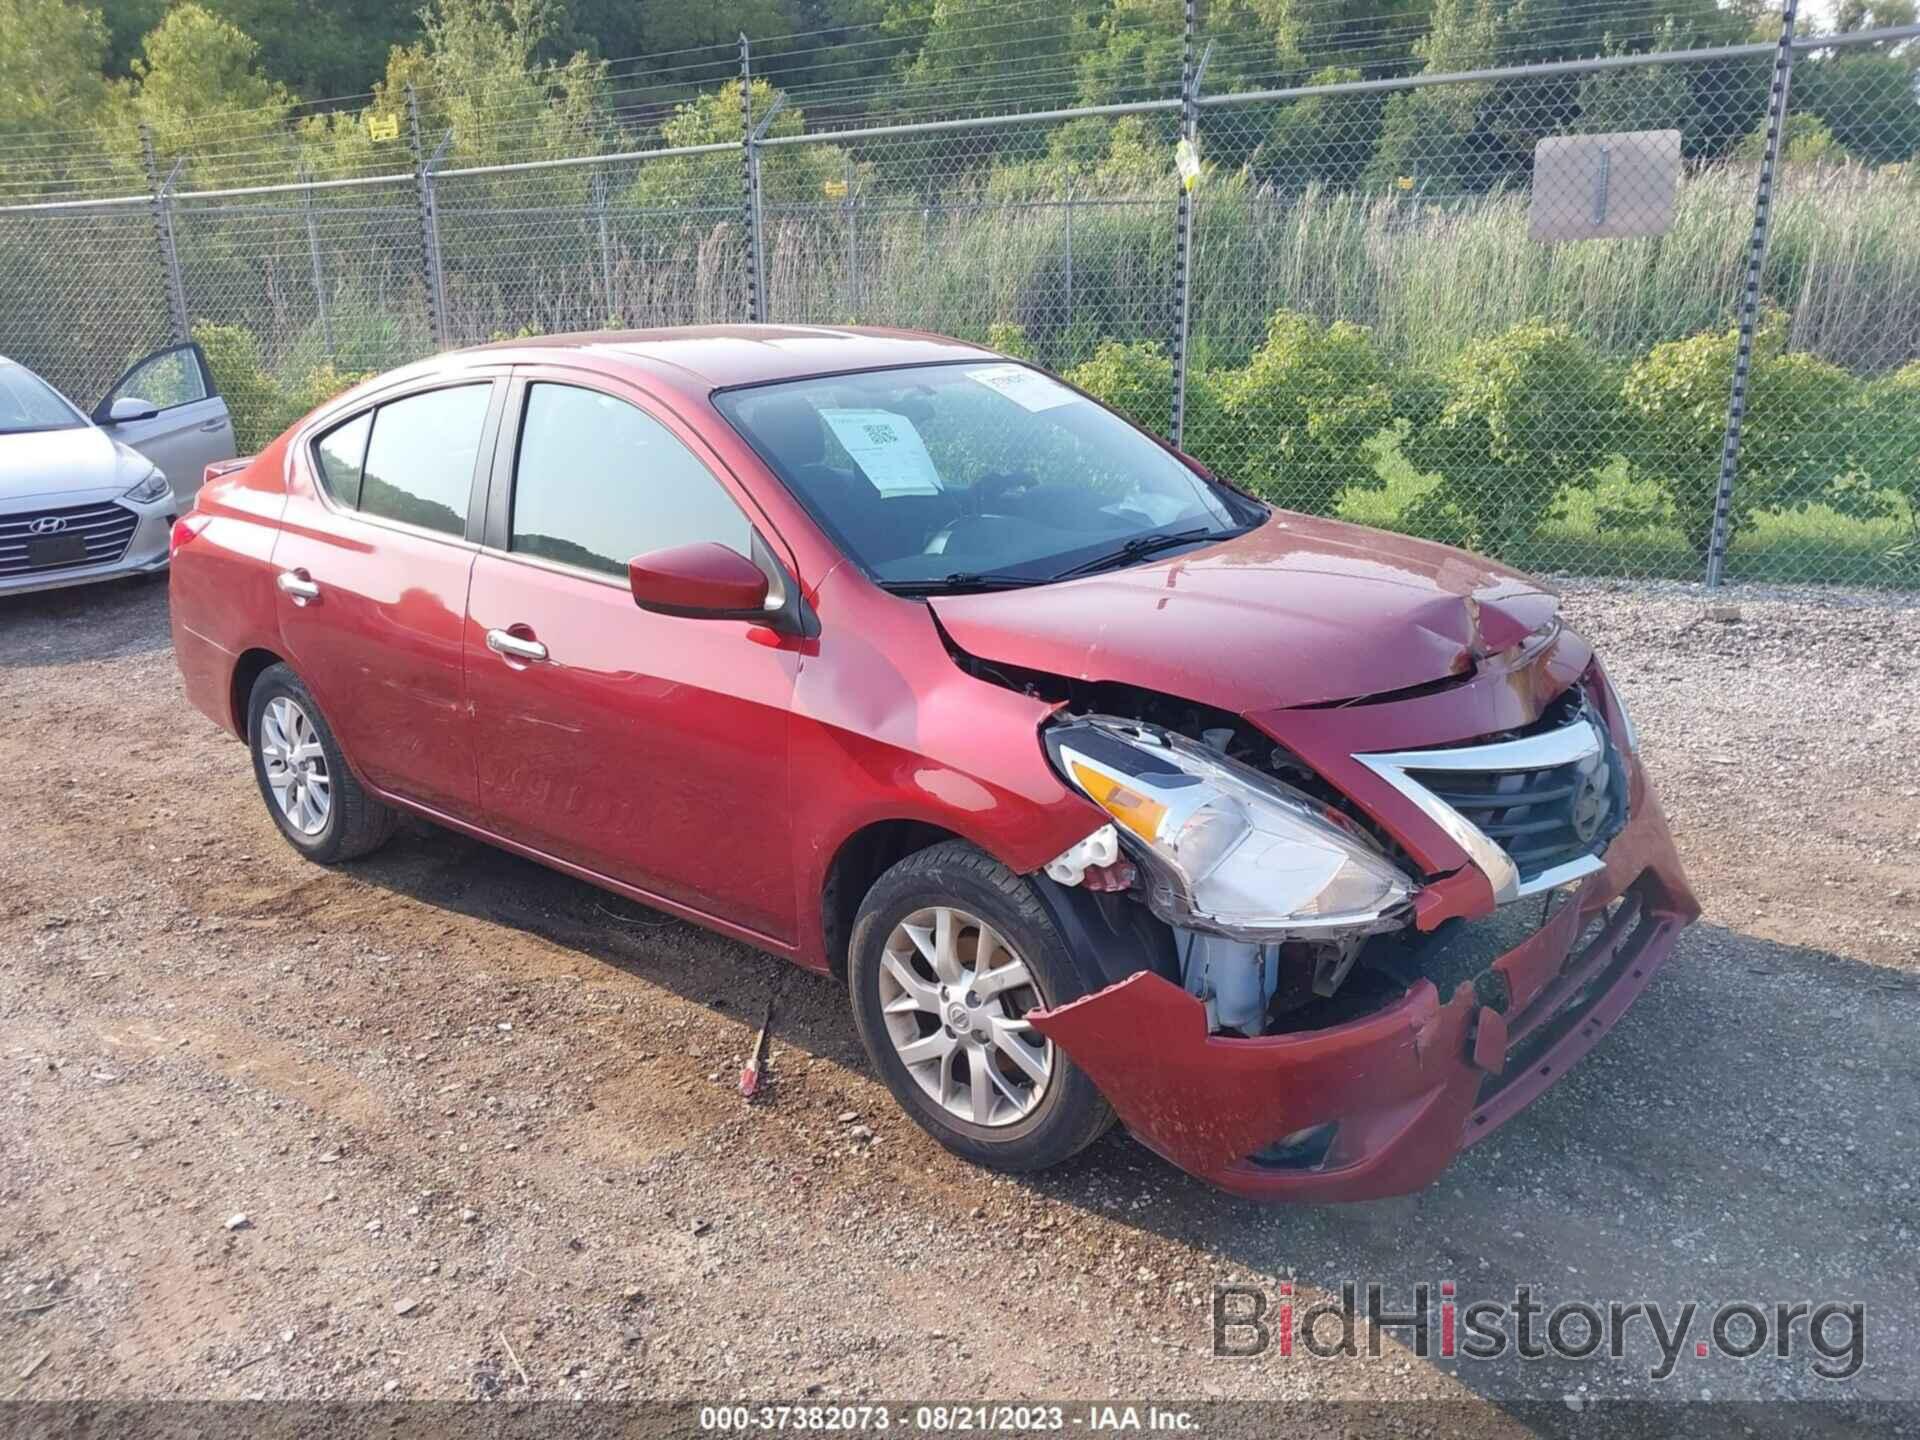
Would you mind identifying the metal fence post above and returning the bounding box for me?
[300,168,335,361]
[1063,187,1074,335]
[407,83,451,350]
[1169,4,1210,447]
[740,35,766,323]
[592,169,615,324]
[139,125,189,344]
[844,154,860,318]
[1705,0,1799,588]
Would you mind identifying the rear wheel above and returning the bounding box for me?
[247,664,396,864]
[848,840,1113,1172]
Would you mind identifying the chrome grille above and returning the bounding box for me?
[1407,736,1626,886]
[0,500,139,577]
[1355,705,1629,904]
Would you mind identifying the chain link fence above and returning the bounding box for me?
[2,20,1915,589]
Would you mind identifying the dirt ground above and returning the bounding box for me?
[1,575,1916,1427]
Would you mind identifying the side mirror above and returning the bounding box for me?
[628,542,770,621]
[104,396,159,424]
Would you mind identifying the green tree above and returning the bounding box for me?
[119,3,293,181]
[624,78,848,208]
[96,0,166,75]
[197,0,422,99]
[1252,0,1427,77]
[1795,53,1920,168]
[554,0,790,67]
[1249,67,1389,192]
[894,0,1092,131]
[0,0,113,139]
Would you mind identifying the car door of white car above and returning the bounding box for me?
[92,343,235,503]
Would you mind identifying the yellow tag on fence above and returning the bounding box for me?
[1176,138,1201,193]
[368,113,400,143]
[823,178,848,199]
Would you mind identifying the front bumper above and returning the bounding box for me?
[1027,773,1698,1203]
[0,489,175,597]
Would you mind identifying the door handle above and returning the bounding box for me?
[486,628,548,663]
[276,569,320,604]
[199,416,230,432]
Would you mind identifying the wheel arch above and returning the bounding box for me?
[229,646,286,736]
[819,818,970,980]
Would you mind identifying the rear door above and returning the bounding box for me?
[93,343,234,501]
[270,376,505,818]
[464,370,799,943]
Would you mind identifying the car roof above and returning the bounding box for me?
[456,324,999,396]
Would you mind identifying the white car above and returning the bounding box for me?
[1,344,235,596]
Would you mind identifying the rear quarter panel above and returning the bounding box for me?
[169,436,292,737]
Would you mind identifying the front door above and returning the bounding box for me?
[271,378,502,817]
[464,375,799,943]
[94,344,235,501]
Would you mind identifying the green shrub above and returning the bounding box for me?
[1063,339,1173,433]
[1622,321,1860,556]
[193,320,371,452]
[1400,320,1621,556]
[986,321,1034,360]
[1212,309,1395,515]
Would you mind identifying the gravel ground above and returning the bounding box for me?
[1,575,1916,1429]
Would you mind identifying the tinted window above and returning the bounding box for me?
[111,346,208,411]
[359,385,490,538]
[313,412,371,508]
[509,383,750,577]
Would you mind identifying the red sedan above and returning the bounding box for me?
[169,326,1697,1201]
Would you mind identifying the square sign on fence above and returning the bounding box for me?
[1529,129,1681,243]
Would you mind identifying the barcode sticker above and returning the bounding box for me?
[819,408,943,496]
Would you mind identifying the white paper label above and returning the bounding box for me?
[965,363,1080,413]
[819,408,943,496]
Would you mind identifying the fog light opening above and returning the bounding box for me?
[1246,1122,1337,1170]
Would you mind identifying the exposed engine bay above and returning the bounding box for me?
[958,651,1630,1043]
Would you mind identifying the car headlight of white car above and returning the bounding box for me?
[121,467,171,506]
[1044,716,1414,940]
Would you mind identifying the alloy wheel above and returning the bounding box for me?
[878,904,1055,1127]
[260,696,331,836]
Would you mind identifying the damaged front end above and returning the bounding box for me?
[1014,654,1698,1202]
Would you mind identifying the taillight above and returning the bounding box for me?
[170,514,211,558]
[202,456,250,490]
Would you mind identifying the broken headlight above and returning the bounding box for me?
[1045,717,1413,940]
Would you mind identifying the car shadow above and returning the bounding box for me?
[338,825,1918,1415]
[0,572,173,668]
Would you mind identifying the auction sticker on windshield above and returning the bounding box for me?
[965,362,1080,412]
[819,408,943,496]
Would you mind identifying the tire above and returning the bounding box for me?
[848,839,1114,1173]
[246,663,397,864]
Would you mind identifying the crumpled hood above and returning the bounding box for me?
[0,425,144,505]
[927,513,1560,712]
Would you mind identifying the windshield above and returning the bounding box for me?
[0,363,85,435]
[714,362,1256,589]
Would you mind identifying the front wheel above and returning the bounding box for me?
[848,840,1113,1172]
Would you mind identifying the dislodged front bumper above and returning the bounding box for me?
[1026,774,1699,1203]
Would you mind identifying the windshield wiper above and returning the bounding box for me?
[1049,526,1226,582]
[878,572,1049,596]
